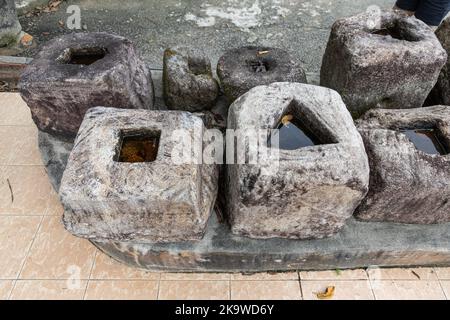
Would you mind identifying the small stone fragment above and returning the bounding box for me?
[163,47,219,111]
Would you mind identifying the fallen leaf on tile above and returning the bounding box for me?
[316,286,335,299]
[411,270,421,279]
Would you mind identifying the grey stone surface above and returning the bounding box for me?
[427,17,450,106]
[0,0,22,47]
[225,82,369,239]
[19,32,155,139]
[163,47,219,111]
[38,130,74,192]
[94,213,450,272]
[321,11,447,118]
[355,106,450,224]
[217,46,307,102]
[59,107,219,243]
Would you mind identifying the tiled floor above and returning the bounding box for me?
[1,92,450,300]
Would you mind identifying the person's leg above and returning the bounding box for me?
[394,0,421,15]
[415,0,450,26]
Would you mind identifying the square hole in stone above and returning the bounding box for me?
[65,47,108,65]
[268,114,325,150]
[402,128,448,155]
[116,130,160,163]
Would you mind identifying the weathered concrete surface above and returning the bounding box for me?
[217,46,306,102]
[163,47,219,111]
[19,32,155,139]
[18,0,394,73]
[355,106,450,224]
[427,17,450,106]
[59,107,219,243]
[226,83,369,239]
[1,0,22,47]
[94,213,450,272]
[321,11,447,118]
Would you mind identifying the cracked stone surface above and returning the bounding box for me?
[0,0,22,47]
[225,82,369,240]
[427,17,450,106]
[217,46,307,102]
[163,47,219,111]
[19,32,155,140]
[355,106,450,224]
[321,11,447,118]
[59,107,218,243]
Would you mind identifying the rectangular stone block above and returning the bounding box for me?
[225,82,369,240]
[321,11,447,118]
[355,106,450,224]
[59,107,218,243]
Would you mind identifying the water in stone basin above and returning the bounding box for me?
[269,114,322,150]
[118,133,159,163]
[402,129,448,155]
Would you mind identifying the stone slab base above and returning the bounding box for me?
[93,213,450,272]
[37,69,450,272]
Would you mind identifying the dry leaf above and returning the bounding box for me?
[257,50,269,56]
[58,20,64,27]
[281,114,293,125]
[316,286,335,299]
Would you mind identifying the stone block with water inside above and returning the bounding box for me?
[225,82,370,239]
[355,106,450,224]
[19,32,155,140]
[163,47,219,111]
[320,11,447,118]
[217,46,307,102]
[59,107,219,243]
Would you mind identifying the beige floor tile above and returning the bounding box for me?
[230,271,298,281]
[91,251,160,280]
[10,280,87,300]
[439,281,450,299]
[0,93,33,126]
[161,273,230,281]
[231,280,301,300]
[435,267,450,280]
[0,166,59,215]
[85,280,159,300]
[159,280,229,300]
[367,267,437,280]
[0,126,42,165]
[20,216,96,279]
[301,280,374,300]
[300,269,367,280]
[0,280,15,300]
[371,280,445,300]
[0,216,41,279]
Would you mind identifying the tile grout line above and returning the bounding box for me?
[365,268,377,300]
[228,279,231,300]
[83,250,98,300]
[8,215,44,300]
[434,267,448,300]
[297,271,304,300]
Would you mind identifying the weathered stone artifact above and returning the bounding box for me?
[19,32,155,139]
[225,82,369,239]
[217,46,307,102]
[355,106,450,224]
[0,0,22,47]
[320,11,447,118]
[427,17,450,106]
[59,107,218,243]
[163,47,219,111]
